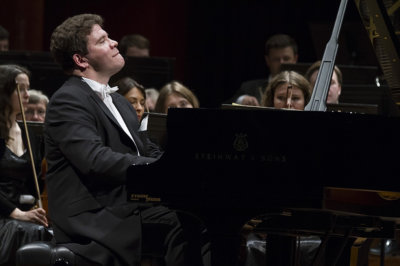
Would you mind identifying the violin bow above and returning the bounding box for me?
[16,83,43,209]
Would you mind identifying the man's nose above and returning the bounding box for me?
[111,39,118,48]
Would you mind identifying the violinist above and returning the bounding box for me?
[0,64,53,265]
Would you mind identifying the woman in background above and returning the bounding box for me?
[261,70,311,110]
[145,88,159,112]
[155,80,199,114]
[0,64,52,265]
[114,76,146,121]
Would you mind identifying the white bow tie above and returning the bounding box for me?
[100,85,119,100]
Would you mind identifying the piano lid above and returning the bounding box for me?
[354,0,400,103]
[305,0,349,112]
[305,0,400,115]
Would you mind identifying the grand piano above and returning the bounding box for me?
[127,0,400,265]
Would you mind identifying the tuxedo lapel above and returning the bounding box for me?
[92,93,121,125]
[112,94,145,153]
[75,78,143,153]
[75,78,121,128]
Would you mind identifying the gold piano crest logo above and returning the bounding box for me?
[233,133,248,152]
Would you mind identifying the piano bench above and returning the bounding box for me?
[16,241,163,266]
[16,241,96,266]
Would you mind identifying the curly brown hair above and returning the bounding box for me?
[50,14,103,74]
[0,64,30,142]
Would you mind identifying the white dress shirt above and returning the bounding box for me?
[82,77,140,156]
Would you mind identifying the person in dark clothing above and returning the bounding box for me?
[0,64,52,265]
[229,34,298,106]
[45,13,209,266]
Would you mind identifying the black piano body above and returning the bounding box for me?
[126,0,400,264]
[127,107,400,265]
[128,107,400,203]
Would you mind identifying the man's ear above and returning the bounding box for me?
[72,54,89,69]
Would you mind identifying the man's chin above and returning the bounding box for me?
[117,55,125,67]
[110,60,125,76]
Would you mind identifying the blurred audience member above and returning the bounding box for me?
[155,81,199,114]
[114,77,146,121]
[261,70,311,110]
[145,88,159,112]
[25,90,49,122]
[229,34,298,106]
[0,25,9,51]
[119,34,150,57]
[304,60,342,104]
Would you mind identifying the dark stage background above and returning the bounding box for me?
[0,0,379,107]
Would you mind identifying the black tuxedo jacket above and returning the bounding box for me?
[44,76,161,265]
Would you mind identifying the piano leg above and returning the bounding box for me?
[322,235,355,266]
[380,239,385,266]
[252,208,398,266]
[197,210,254,266]
[349,238,373,266]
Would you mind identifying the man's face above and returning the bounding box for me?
[25,102,46,122]
[0,39,9,51]
[326,71,341,104]
[84,24,125,77]
[309,70,341,104]
[265,47,298,77]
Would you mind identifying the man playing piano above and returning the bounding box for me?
[45,13,208,266]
